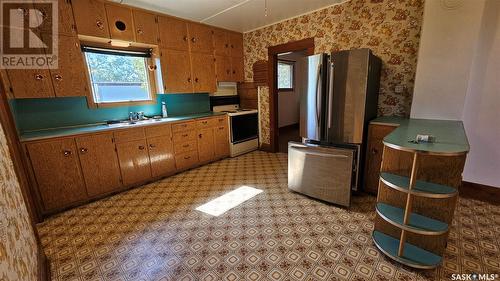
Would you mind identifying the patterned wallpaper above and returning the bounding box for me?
[243,0,424,117]
[0,123,38,280]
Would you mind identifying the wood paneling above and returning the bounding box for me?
[215,55,232,82]
[72,0,110,38]
[158,16,189,51]
[238,83,258,110]
[27,139,87,211]
[231,56,245,82]
[197,127,215,163]
[75,133,122,196]
[147,135,176,177]
[229,32,244,57]
[252,60,268,86]
[191,53,216,93]
[213,28,230,56]
[105,3,135,41]
[160,49,193,93]
[188,23,214,54]
[132,10,159,45]
[116,139,152,186]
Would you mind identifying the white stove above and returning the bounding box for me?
[212,101,259,157]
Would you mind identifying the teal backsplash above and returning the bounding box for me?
[11,94,210,132]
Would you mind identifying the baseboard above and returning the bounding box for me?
[260,143,273,152]
[38,247,50,281]
[460,181,499,204]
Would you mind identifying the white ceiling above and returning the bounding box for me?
[122,0,347,33]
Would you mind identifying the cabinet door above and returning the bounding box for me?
[213,28,230,56]
[7,69,54,98]
[215,55,232,82]
[188,23,214,54]
[105,3,135,41]
[148,136,176,177]
[133,10,159,45]
[158,16,189,51]
[229,32,244,57]
[191,53,216,93]
[27,138,87,211]
[160,49,193,93]
[231,56,245,82]
[34,0,76,35]
[47,34,88,97]
[71,0,110,38]
[116,140,152,186]
[197,128,215,163]
[214,125,230,159]
[75,133,122,197]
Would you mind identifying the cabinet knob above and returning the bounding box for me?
[198,134,202,138]
[54,74,62,81]
[218,127,224,130]
[96,20,104,29]
[183,144,189,148]
[231,44,234,48]
[148,65,157,71]
[183,36,188,41]
[182,133,188,137]
[187,77,192,83]
[191,37,196,43]
[184,156,191,160]
[225,43,229,48]
[137,28,144,35]
[149,144,155,149]
[138,145,145,150]
[79,147,88,154]
[232,70,236,74]
[34,74,43,80]
[226,70,230,74]
[194,77,199,83]
[63,150,72,157]
[202,121,207,124]
[371,148,378,155]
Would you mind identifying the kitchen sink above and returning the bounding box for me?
[107,118,164,128]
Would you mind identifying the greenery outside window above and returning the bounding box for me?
[83,46,154,104]
[277,60,294,91]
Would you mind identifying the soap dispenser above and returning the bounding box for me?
[161,101,168,118]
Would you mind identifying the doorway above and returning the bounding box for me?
[268,38,314,152]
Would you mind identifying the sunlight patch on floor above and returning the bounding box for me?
[195,186,263,216]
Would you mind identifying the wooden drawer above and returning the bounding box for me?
[145,123,172,138]
[114,128,145,143]
[174,140,197,154]
[369,124,397,141]
[197,118,218,128]
[175,150,199,170]
[173,130,197,142]
[215,116,228,126]
[172,121,196,133]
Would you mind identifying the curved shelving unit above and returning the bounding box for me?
[380,172,458,199]
[375,203,448,235]
[372,231,442,269]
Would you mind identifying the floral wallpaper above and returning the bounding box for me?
[0,123,38,281]
[244,0,424,119]
[257,86,270,145]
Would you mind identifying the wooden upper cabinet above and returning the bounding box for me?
[229,32,244,57]
[197,127,215,163]
[27,138,87,211]
[231,56,245,82]
[116,139,152,186]
[105,3,135,41]
[188,23,214,54]
[33,0,76,35]
[214,124,230,159]
[191,53,216,93]
[158,16,189,51]
[7,69,55,98]
[147,135,176,177]
[160,49,193,93]
[72,0,110,38]
[47,34,88,97]
[75,133,122,197]
[215,55,232,82]
[133,10,159,45]
[213,28,230,56]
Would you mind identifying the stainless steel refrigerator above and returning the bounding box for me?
[288,48,381,207]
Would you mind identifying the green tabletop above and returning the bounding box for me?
[20,112,227,142]
[370,117,469,155]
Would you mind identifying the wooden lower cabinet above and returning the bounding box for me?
[214,125,230,159]
[147,136,176,177]
[26,138,87,211]
[363,123,398,194]
[75,133,122,197]
[175,150,199,170]
[116,139,152,186]
[197,127,215,163]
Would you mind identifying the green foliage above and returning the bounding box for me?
[86,52,148,83]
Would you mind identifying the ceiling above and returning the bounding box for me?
[122,0,347,33]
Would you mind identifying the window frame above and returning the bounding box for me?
[277,59,295,92]
[80,42,159,108]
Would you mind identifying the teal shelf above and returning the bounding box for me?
[372,230,442,269]
[376,203,448,235]
[380,172,457,198]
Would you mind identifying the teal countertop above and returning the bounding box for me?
[20,112,226,142]
[370,117,469,155]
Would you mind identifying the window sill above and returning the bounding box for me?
[278,88,294,92]
[94,99,157,108]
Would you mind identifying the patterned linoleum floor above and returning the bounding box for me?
[37,151,500,281]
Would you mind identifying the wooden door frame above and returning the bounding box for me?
[267,38,315,152]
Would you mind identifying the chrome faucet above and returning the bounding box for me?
[129,111,145,122]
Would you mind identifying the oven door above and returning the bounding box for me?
[230,113,259,144]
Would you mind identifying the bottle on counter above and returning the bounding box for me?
[161,101,168,118]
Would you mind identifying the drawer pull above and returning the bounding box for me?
[138,145,145,150]
[198,134,202,138]
[183,144,189,148]
[137,28,144,35]
[96,20,104,29]
[79,147,88,154]
[187,77,192,83]
[191,37,196,43]
[182,133,188,137]
[183,36,188,41]
[194,77,199,83]
[218,127,225,130]
[63,150,72,157]
[149,144,156,149]
[184,156,191,160]
[202,121,208,124]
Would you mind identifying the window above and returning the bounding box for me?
[277,60,294,91]
[83,46,153,104]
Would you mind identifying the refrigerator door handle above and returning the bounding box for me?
[328,62,334,129]
[290,146,349,158]
[315,63,322,124]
